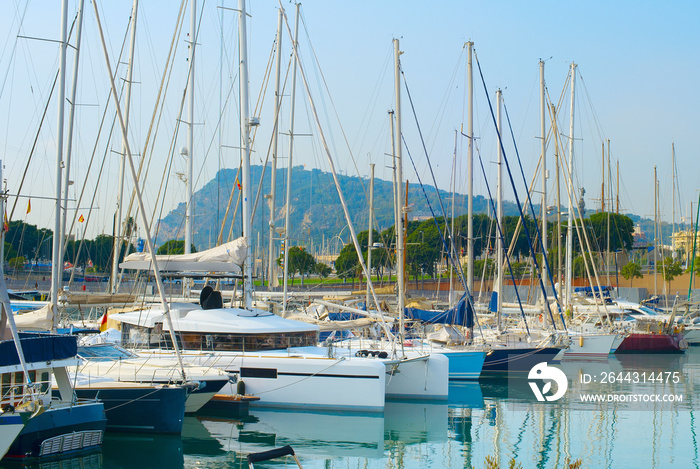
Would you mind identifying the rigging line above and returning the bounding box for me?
[8,11,80,221]
[473,50,562,331]
[65,85,125,276]
[354,47,392,158]
[250,38,294,225]
[149,14,194,244]
[501,97,566,324]
[422,46,466,159]
[576,68,607,142]
[65,9,134,271]
[298,7,371,202]
[473,145,531,336]
[278,5,390,337]
[0,0,31,100]
[217,165,241,246]
[160,0,211,244]
[400,133,481,334]
[400,69,468,285]
[121,0,188,247]
[552,125,611,320]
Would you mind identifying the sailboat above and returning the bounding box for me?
[1,271,106,459]
[106,1,398,412]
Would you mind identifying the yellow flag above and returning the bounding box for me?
[26,199,31,214]
[78,214,85,223]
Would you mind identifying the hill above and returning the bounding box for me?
[156,164,682,254]
[156,164,523,252]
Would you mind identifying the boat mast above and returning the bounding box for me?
[282,3,300,314]
[539,59,547,300]
[496,88,503,331]
[111,0,138,294]
[61,0,84,282]
[367,163,375,308]
[601,141,605,213]
[449,131,457,306]
[185,0,196,257]
[654,165,658,297]
[466,41,474,298]
[50,0,69,330]
[672,142,676,253]
[91,0,186,378]
[606,139,611,286]
[268,8,283,289]
[565,62,576,309]
[616,160,620,214]
[238,0,256,309]
[553,102,562,301]
[393,38,406,336]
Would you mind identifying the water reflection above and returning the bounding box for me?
[8,350,700,468]
[102,433,183,468]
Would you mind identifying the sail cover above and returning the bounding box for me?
[119,237,247,272]
[404,294,474,327]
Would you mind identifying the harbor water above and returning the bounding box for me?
[4,348,700,469]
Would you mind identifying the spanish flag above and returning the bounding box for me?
[2,209,8,233]
[99,312,109,332]
[236,177,241,190]
[26,199,31,214]
[78,214,85,223]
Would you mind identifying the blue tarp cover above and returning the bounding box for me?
[405,295,474,328]
[0,333,77,367]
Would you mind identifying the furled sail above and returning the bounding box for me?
[119,237,247,272]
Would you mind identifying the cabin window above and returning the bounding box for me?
[40,372,50,393]
[240,367,278,379]
[1,373,10,401]
[13,372,23,395]
[123,325,318,352]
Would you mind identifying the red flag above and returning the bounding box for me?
[99,313,108,332]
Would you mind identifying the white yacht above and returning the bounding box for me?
[109,302,389,412]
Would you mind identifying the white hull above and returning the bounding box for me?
[562,333,618,359]
[682,327,700,345]
[330,340,450,400]
[0,413,25,459]
[383,353,449,400]
[142,350,387,412]
[611,334,625,353]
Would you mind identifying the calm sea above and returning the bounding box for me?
[6,348,700,469]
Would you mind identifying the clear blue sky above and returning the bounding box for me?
[1,1,698,241]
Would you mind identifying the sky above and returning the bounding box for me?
[1,0,698,244]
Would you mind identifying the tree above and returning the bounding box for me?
[315,262,332,278]
[473,259,495,280]
[662,256,683,295]
[406,220,441,280]
[8,256,26,271]
[3,242,17,262]
[587,212,635,252]
[5,220,52,260]
[620,262,643,287]
[280,245,316,286]
[157,240,197,255]
[334,243,360,285]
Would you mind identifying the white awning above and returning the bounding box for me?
[119,237,246,273]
